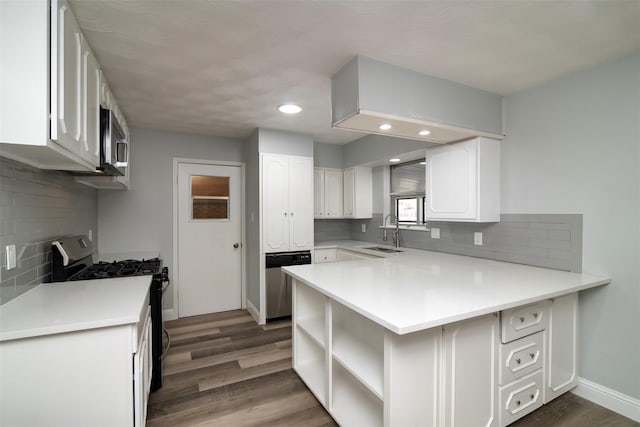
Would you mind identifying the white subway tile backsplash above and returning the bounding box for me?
[340,213,582,272]
[0,157,97,305]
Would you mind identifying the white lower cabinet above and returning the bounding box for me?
[499,370,544,426]
[293,279,579,427]
[0,301,152,427]
[545,293,578,403]
[442,315,499,427]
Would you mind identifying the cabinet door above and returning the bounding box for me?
[314,168,325,218]
[425,140,477,220]
[288,156,314,251]
[343,168,354,217]
[262,154,290,252]
[324,169,343,217]
[545,293,578,403]
[442,314,498,427]
[52,0,83,154]
[81,42,100,167]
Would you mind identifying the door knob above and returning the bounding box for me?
[233,243,240,248]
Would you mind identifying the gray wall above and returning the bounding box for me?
[257,128,314,157]
[0,158,97,304]
[245,130,260,311]
[314,142,344,169]
[97,128,245,310]
[501,53,640,399]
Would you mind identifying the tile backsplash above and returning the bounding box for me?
[316,213,582,272]
[0,158,97,304]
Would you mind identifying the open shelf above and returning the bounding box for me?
[294,327,325,405]
[295,282,326,346]
[331,361,383,427]
[332,335,383,399]
[331,302,384,399]
[297,316,324,347]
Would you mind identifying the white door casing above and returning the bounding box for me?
[176,161,244,317]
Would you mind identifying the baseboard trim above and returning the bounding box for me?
[246,300,261,324]
[572,377,640,422]
[163,308,177,321]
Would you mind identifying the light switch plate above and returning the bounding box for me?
[431,228,440,239]
[474,232,483,246]
[6,244,16,270]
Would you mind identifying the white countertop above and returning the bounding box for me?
[0,276,152,342]
[284,241,609,335]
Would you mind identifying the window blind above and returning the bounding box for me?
[390,160,425,195]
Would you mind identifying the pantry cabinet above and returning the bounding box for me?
[263,154,314,252]
[343,167,373,219]
[314,168,344,218]
[425,137,500,222]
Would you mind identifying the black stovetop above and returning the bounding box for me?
[71,258,162,281]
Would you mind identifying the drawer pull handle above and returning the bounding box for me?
[516,400,521,406]
[516,358,521,364]
[530,394,535,400]
[530,353,535,359]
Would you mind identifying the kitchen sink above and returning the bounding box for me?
[363,246,403,253]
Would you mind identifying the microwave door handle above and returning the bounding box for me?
[114,140,128,167]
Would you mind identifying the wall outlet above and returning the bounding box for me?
[474,232,483,246]
[430,227,440,239]
[6,244,16,270]
[361,223,367,233]
[88,229,93,241]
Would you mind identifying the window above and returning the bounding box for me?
[191,175,230,220]
[390,160,427,224]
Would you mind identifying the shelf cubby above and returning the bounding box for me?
[331,361,383,427]
[295,282,326,346]
[331,302,384,399]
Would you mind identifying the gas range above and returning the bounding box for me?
[71,258,164,281]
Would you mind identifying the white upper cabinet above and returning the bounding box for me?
[263,154,313,252]
[314,168,343,218]
[0,0,124,176]
[343,166,372,219]
[52,0,83,154]
[425,137,500,222]
[80,38,100,166]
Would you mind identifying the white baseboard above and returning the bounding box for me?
[246,300,261,324]
[163,308,177,321]
[572,377,640,422]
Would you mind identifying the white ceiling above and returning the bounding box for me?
[70,0,640,145]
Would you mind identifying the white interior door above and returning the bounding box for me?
[178,162,242,317]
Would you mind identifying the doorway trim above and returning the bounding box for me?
[172,158,246,320]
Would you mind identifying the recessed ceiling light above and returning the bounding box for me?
[378,123,392,131]
[418,130,431,136]
[390,158,401,163]
[278,104,302,114]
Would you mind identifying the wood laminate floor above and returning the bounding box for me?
[147,310,638,427]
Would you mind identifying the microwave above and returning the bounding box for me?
[99,107,128,176]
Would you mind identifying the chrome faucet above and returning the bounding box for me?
[393,217,401,248]
[383,214,393,241]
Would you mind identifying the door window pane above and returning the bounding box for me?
[191,175,229,220]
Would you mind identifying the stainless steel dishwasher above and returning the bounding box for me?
[265,251,312,319]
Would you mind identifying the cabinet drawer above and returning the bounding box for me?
[499,370,544,426]
[315,249,337,263]
[501,301,549,343]
[499,331,544,386]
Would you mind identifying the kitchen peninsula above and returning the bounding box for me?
[283,242,609,427]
